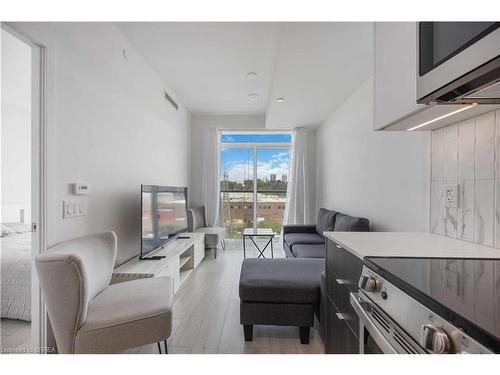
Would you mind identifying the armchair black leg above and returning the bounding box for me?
[164,340,168,354]
[299,326,310,344]
[157,342,162,354]
[243,324,253,341]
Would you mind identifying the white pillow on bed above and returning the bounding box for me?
[1,224,14,237]
[1,222,30,236]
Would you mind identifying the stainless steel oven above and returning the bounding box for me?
[350,265,494,354]
[417,22,500,104]
[350,292,421,354]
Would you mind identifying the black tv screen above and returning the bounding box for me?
[141,185,188,258]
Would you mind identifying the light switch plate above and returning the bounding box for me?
[63,200,87,218]
[443,184,458,208]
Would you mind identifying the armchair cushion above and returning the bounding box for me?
[334,213,369,232]
[75,276,173,353]
[194,226,225,247]
[315,208,338,237]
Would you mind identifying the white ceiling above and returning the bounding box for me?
[117,22,374,128]
[266,23,374,128]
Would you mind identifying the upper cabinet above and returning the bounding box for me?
[374,22,500,131]
[374,22,424,130]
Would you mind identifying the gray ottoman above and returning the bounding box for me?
[239,258,325,344]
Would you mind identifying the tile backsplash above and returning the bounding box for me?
[430,109,500,247]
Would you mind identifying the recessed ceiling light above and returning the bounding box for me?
[277,97,285,103]
[248,93,259,101]
[246,72,258,80]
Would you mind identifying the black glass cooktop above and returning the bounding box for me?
[365,257,500,352]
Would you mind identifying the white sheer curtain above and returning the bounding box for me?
[284,128,313,225]
[202,128,221,226]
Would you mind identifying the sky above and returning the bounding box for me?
[220,134,291,182]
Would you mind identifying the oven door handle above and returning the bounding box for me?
[349,292,398,354]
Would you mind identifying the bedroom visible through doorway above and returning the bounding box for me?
[1,27,39,353]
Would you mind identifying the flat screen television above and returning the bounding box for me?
[141,185,188,259]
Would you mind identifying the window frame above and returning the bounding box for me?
[219,131,293,233]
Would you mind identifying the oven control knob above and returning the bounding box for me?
[358,275,381,292]
[420,325,451,354]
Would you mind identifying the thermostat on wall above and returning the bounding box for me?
[73,182,90,195]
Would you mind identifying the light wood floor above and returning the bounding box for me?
[126,239,325,354]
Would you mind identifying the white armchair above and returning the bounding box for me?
[35,231,173,354]
[187,206,226,258]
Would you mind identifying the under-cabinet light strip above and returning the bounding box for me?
[407,103,477,131]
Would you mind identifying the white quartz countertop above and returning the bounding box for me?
[323,232,500,260]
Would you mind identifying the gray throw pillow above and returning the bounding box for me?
[334,214,369,231]
[316,208,338,236]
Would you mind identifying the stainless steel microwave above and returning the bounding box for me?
[417,22,500,105]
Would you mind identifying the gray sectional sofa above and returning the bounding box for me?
[283,208,369,259]
[239,208,369,344]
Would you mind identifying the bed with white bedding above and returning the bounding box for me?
[1,223,31,321]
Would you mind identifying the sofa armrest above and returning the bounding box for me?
[282,224,317,235]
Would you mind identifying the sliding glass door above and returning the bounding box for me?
[220,147,254,238]
[220,133,292,238]
[256,148,290,234]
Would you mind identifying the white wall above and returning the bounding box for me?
[190,114,265,207]
[11,23,191,265]
[1,30,32,223]
[430,110,500,248]
[316,78,430,232]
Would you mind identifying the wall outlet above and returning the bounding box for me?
[443,184,458,208]
[63,200,87,218]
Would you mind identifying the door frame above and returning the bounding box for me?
[1,23,48,352]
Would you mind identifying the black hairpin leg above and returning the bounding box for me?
[249,235,273,258]
[157,342,162,354]
[164,340,168,354]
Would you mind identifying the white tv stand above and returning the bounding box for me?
[112,232,205,294]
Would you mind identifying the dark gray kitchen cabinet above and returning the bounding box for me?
[325,238,363,354]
